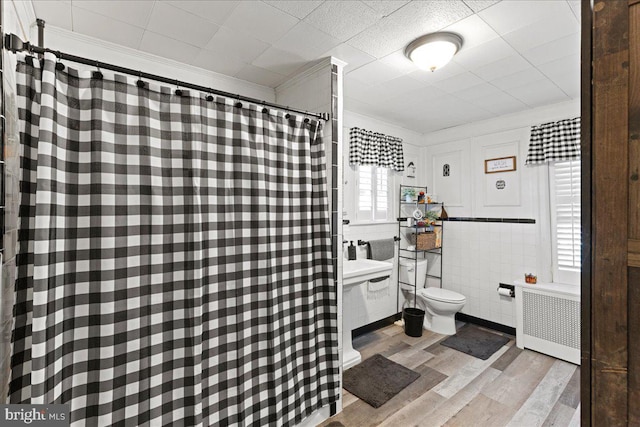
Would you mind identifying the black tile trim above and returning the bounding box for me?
[455,312,516,336]
[444,217,535,224]
[352,313,402,338]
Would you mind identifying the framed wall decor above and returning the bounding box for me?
[485,156,516,174]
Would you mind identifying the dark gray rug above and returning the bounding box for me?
[441,324,510,360]
[343,354,420,408]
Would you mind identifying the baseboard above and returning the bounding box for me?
[352,313,402,338]
[455,312,516,336]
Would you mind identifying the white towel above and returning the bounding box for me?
[367,276,390,300]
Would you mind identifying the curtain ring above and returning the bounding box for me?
[55,52,65,71]
[235,94,242,109]
[175,79,182,96]
[206,89,214,102]
[136,71,145,88]
[92,61,103,80]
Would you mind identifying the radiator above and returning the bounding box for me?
[515,281,580,365]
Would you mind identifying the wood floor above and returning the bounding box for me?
[320,323,580,427]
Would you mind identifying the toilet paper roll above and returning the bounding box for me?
[498,288,512,297]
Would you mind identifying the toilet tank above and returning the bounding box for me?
[399,258,428,290]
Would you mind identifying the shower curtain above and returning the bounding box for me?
[10,53,339,426]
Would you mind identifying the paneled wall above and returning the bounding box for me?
[424,101,579,328]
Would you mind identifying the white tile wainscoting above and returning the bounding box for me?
[442,220,538,328]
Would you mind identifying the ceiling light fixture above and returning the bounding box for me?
[405,32,463,72]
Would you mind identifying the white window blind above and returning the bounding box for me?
[357,165,389,222]
[551,160,581,284]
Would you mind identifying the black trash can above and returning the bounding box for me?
[403,307,425,337]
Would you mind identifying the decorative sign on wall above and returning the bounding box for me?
[485,156,517,174]
[406,161,416,178]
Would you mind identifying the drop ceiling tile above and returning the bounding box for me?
[236,64,288,87]
[507,78,570,108]
[224,1,299,44]
[72,7,145,50]
[322,43,376,72]
[203,27,269,64]
[436,72,485,94]
[361,1,411,16]
[347,60,405,86]
[343,77,374,101]
[537,54,580,98]
[452,82,504,102]
[274,21,341,61]
[167,1,239,26]
[502,7,579,52]
[263,0,323,19]
[462,0,500,13]
[407,61,466,85]
[379,49,417,75]
[470,91,528,116]
[304,1,382,42]
[372,75,421,100]
[401,94,493,130]
[396,85,450,109]
[567,0,581,20]
[521,32,580,66]
[139,31,200,65]
[441,14,500,51]
[191,49,247,77]
[71,0,154,28]
[472,54,530,81]
[252,47,308,76]
[347,0,472,58]
[478,0,571,35]
[32,1,73,31]
[146,2,219,47]
[489,67,547,91]
[452,37,517,71]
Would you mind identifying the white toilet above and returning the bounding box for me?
[399,258,466,335]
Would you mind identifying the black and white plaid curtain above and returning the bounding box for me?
[349,127,404,171]
[10,53,339,426]
[525,117,581,165]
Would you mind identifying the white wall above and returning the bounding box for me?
[423,100,580,327]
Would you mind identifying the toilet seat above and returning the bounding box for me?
[418,287,466,303]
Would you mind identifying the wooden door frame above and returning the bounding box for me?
[584,1,640,424]
[580,0,592,424]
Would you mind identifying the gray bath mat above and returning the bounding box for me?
[440,324,510,360]
[343,354,420,408]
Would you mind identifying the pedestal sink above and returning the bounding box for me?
[342,259,393,370]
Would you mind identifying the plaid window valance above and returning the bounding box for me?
[525,117,581,165]
[349,127,404,171]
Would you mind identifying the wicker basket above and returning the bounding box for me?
[411,226,442,250]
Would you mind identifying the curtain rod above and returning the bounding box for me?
[3,33,330,121]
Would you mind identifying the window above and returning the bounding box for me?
[550,160,581,285]
[357,165,390,222]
